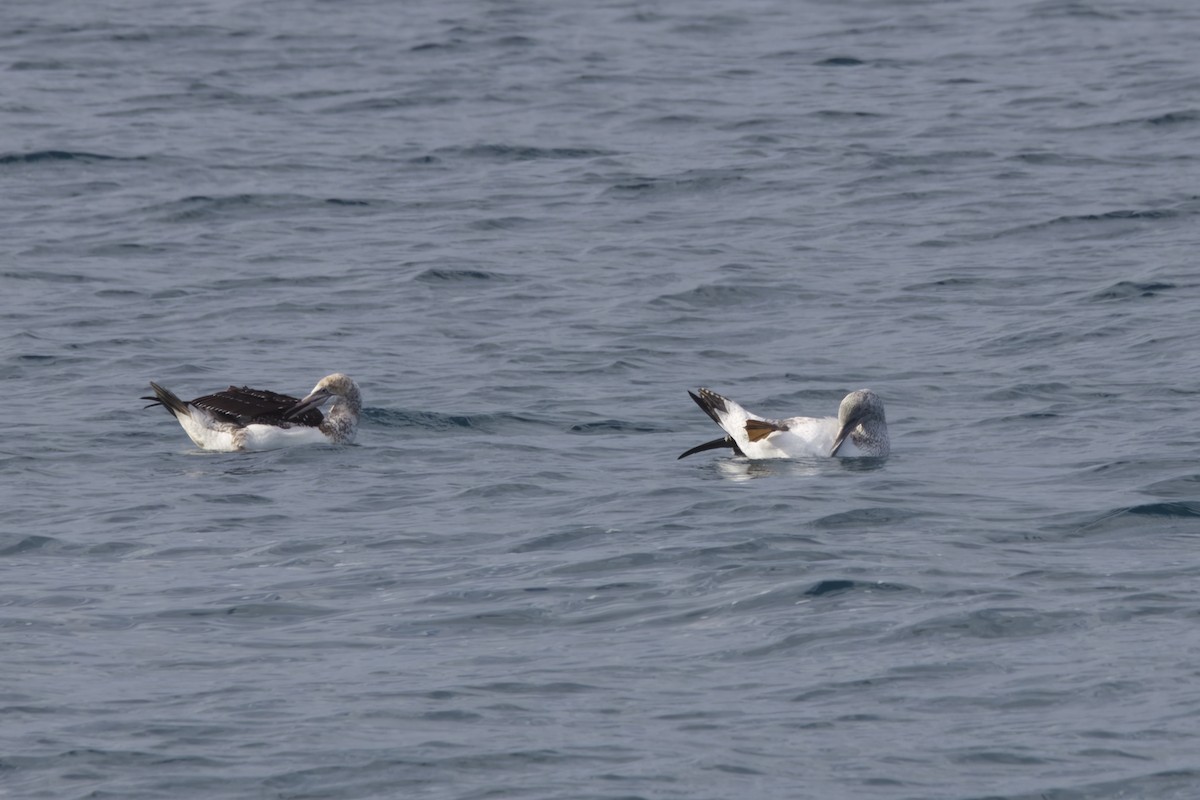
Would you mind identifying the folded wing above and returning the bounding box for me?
[189,386,323,427]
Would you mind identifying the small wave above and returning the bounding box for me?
[193,492,272,506]
[901,276,986,291]
[604,169,745,197]
[0,150,124,165]
[1089,280,1176,301]
[1142,474,1200,499]
[0,269,101,283]
[1052,208,1181,224]
[321,96,452,113]
[509,525,608,553]
[651,281,812,310]
[203,274,341,291]
[642,113,705,126]
[896,607,1085,640]
[1061,109,1200,131]
[1050,501,1200,535]
[467,681,599,696]
[1027,1,1119,20]
[983,382,1072,402]
[412,267,511,283]
[410,40,461,52]
[467,216,538,231]
[949,748,1048,766]
[493,35,539,48]
[568,419,669,434]
[1122,501,1200,518]
[1146,110,1200,125]
[366,408,547,433]
[791,580,914,599]
[811,507,921,529]
[869,150,994,169]
[993,768,1200,800]
[810,109,885,119]
[994,206,1186,239]
[153,193,378,224]
[815,56,864,66]
[804,580,855,597]
[0,534,61,556]
[1010,151,1109,167]
[149,601,338,623]
[439,143,613,161]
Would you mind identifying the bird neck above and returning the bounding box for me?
[317,390,361,442]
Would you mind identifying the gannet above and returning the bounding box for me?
[144,373,361,452]
[679,387,889,459]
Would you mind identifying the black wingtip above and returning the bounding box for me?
[688,387,728,427]
[681,389,746,459]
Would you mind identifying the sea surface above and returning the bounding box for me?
[3,0,1200,798]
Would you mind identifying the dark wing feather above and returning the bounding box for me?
[688,388,728,426]
[681,389,749,459]
[191,386,324,427]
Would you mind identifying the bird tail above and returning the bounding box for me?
[681,388,750,459]
[143,382,190,418]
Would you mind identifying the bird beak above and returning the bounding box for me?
[285,387,332,419]
[829,410,864,456]
[830,424,851,456]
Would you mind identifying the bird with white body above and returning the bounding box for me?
[679,387,889,460]
[144,373,361,452]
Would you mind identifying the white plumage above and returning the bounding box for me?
[144,373,362,452]
[679,387,890,460]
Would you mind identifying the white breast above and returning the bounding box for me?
[239,424,331,451]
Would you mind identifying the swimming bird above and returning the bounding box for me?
[143,373,361,451]
[679,387,889,460]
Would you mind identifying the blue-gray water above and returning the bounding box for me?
[3,1,1200,798]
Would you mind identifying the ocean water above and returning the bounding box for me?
[3,0,1200,798]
